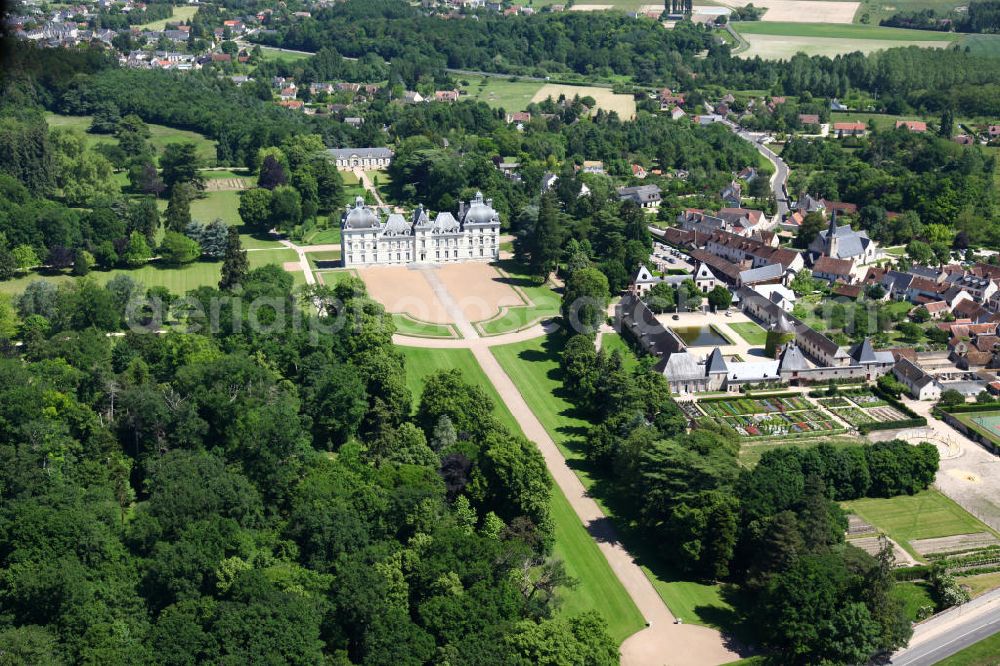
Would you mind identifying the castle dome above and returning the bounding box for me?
[463,191,498,225]
[344,196,378,229]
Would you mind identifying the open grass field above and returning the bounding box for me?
[957,33,1000,57]
[490,334,736,629]
[728,321,767,346]
[45,113,217,165]
[843,489,999,560]
[735,21,959,39]
[738,437,862,467]
[857,0,970,25]
[190,190,241,226]
[457,76,545,113]
[961,570,1000,598]
[733,21,957,59]
[257,46,314,63]
[137,4,198,30]
[0,261,221,298]
[569,0,650,11]
[937,631,1000,666]
[396,344,644,643]
[532,84,636,120]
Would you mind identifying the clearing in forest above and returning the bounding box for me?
[531,84,636,120]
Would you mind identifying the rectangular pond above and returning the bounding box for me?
[670,325,730,347]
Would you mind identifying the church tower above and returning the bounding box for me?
[825,210,839,258]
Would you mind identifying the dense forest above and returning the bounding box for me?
[882,0,1000,34]
[782,129,999,248]
[258,0,1000,117]
[0,262,621,663]
[556,329,939,664]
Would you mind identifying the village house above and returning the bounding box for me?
[799,114,820,126]
[893,357,943,400]
[896,120,928,133]
[832,121,867,137]
[659,88,685,110]
[618,184,662,208]
[812,256,855,284]
[434,89,460,102]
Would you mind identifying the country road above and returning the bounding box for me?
[720,118,790,219]
[890,587,1000,666]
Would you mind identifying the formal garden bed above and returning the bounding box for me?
[691,396,844,438]
[817,390,908,427]
[696,395,813,417]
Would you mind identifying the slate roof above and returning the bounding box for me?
[894,357,937,389]
[706,348,728,374]
[778,342,810,372]
[739,263,784,285]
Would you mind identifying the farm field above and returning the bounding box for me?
[490,335,736,629]
[137,4,198,30]
[532,84,637,120]
[727,0,859,24]
[728,321,767,346]
[956,33,1000,57]
[843,490,1000,560]
[457,76,545,113]
[475,261,562,336]
[45,113,217,165]
[396,344,644,644]
[856,0,970,24]
[569,0,650,11]
[733,21,956,59]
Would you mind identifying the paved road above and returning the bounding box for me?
[720,119,790,219]
[891,588,1000,666]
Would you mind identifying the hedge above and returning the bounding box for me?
[894,564,932,581]
[858,417,927,434]
[942,403,1000,415]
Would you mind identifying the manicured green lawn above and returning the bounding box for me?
[739,438,863,468]
[893,581,936,622]
[247,249,299,269]
[45,112,217,165]
[960,570,1000,598]
[391,314,458,339]
[729,322,767,346]
[305,251,342,271]
[476,261,562,336]
[491,334,736,630]
[0,261,221,298]
[303,227,342,245]
[734,22,957,41]
[191,190,242,226]
[937,631,1000,665]
[843,490,999,559]
[397,344,644,643]
[599,332,640,372]
[240,234,285,250]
